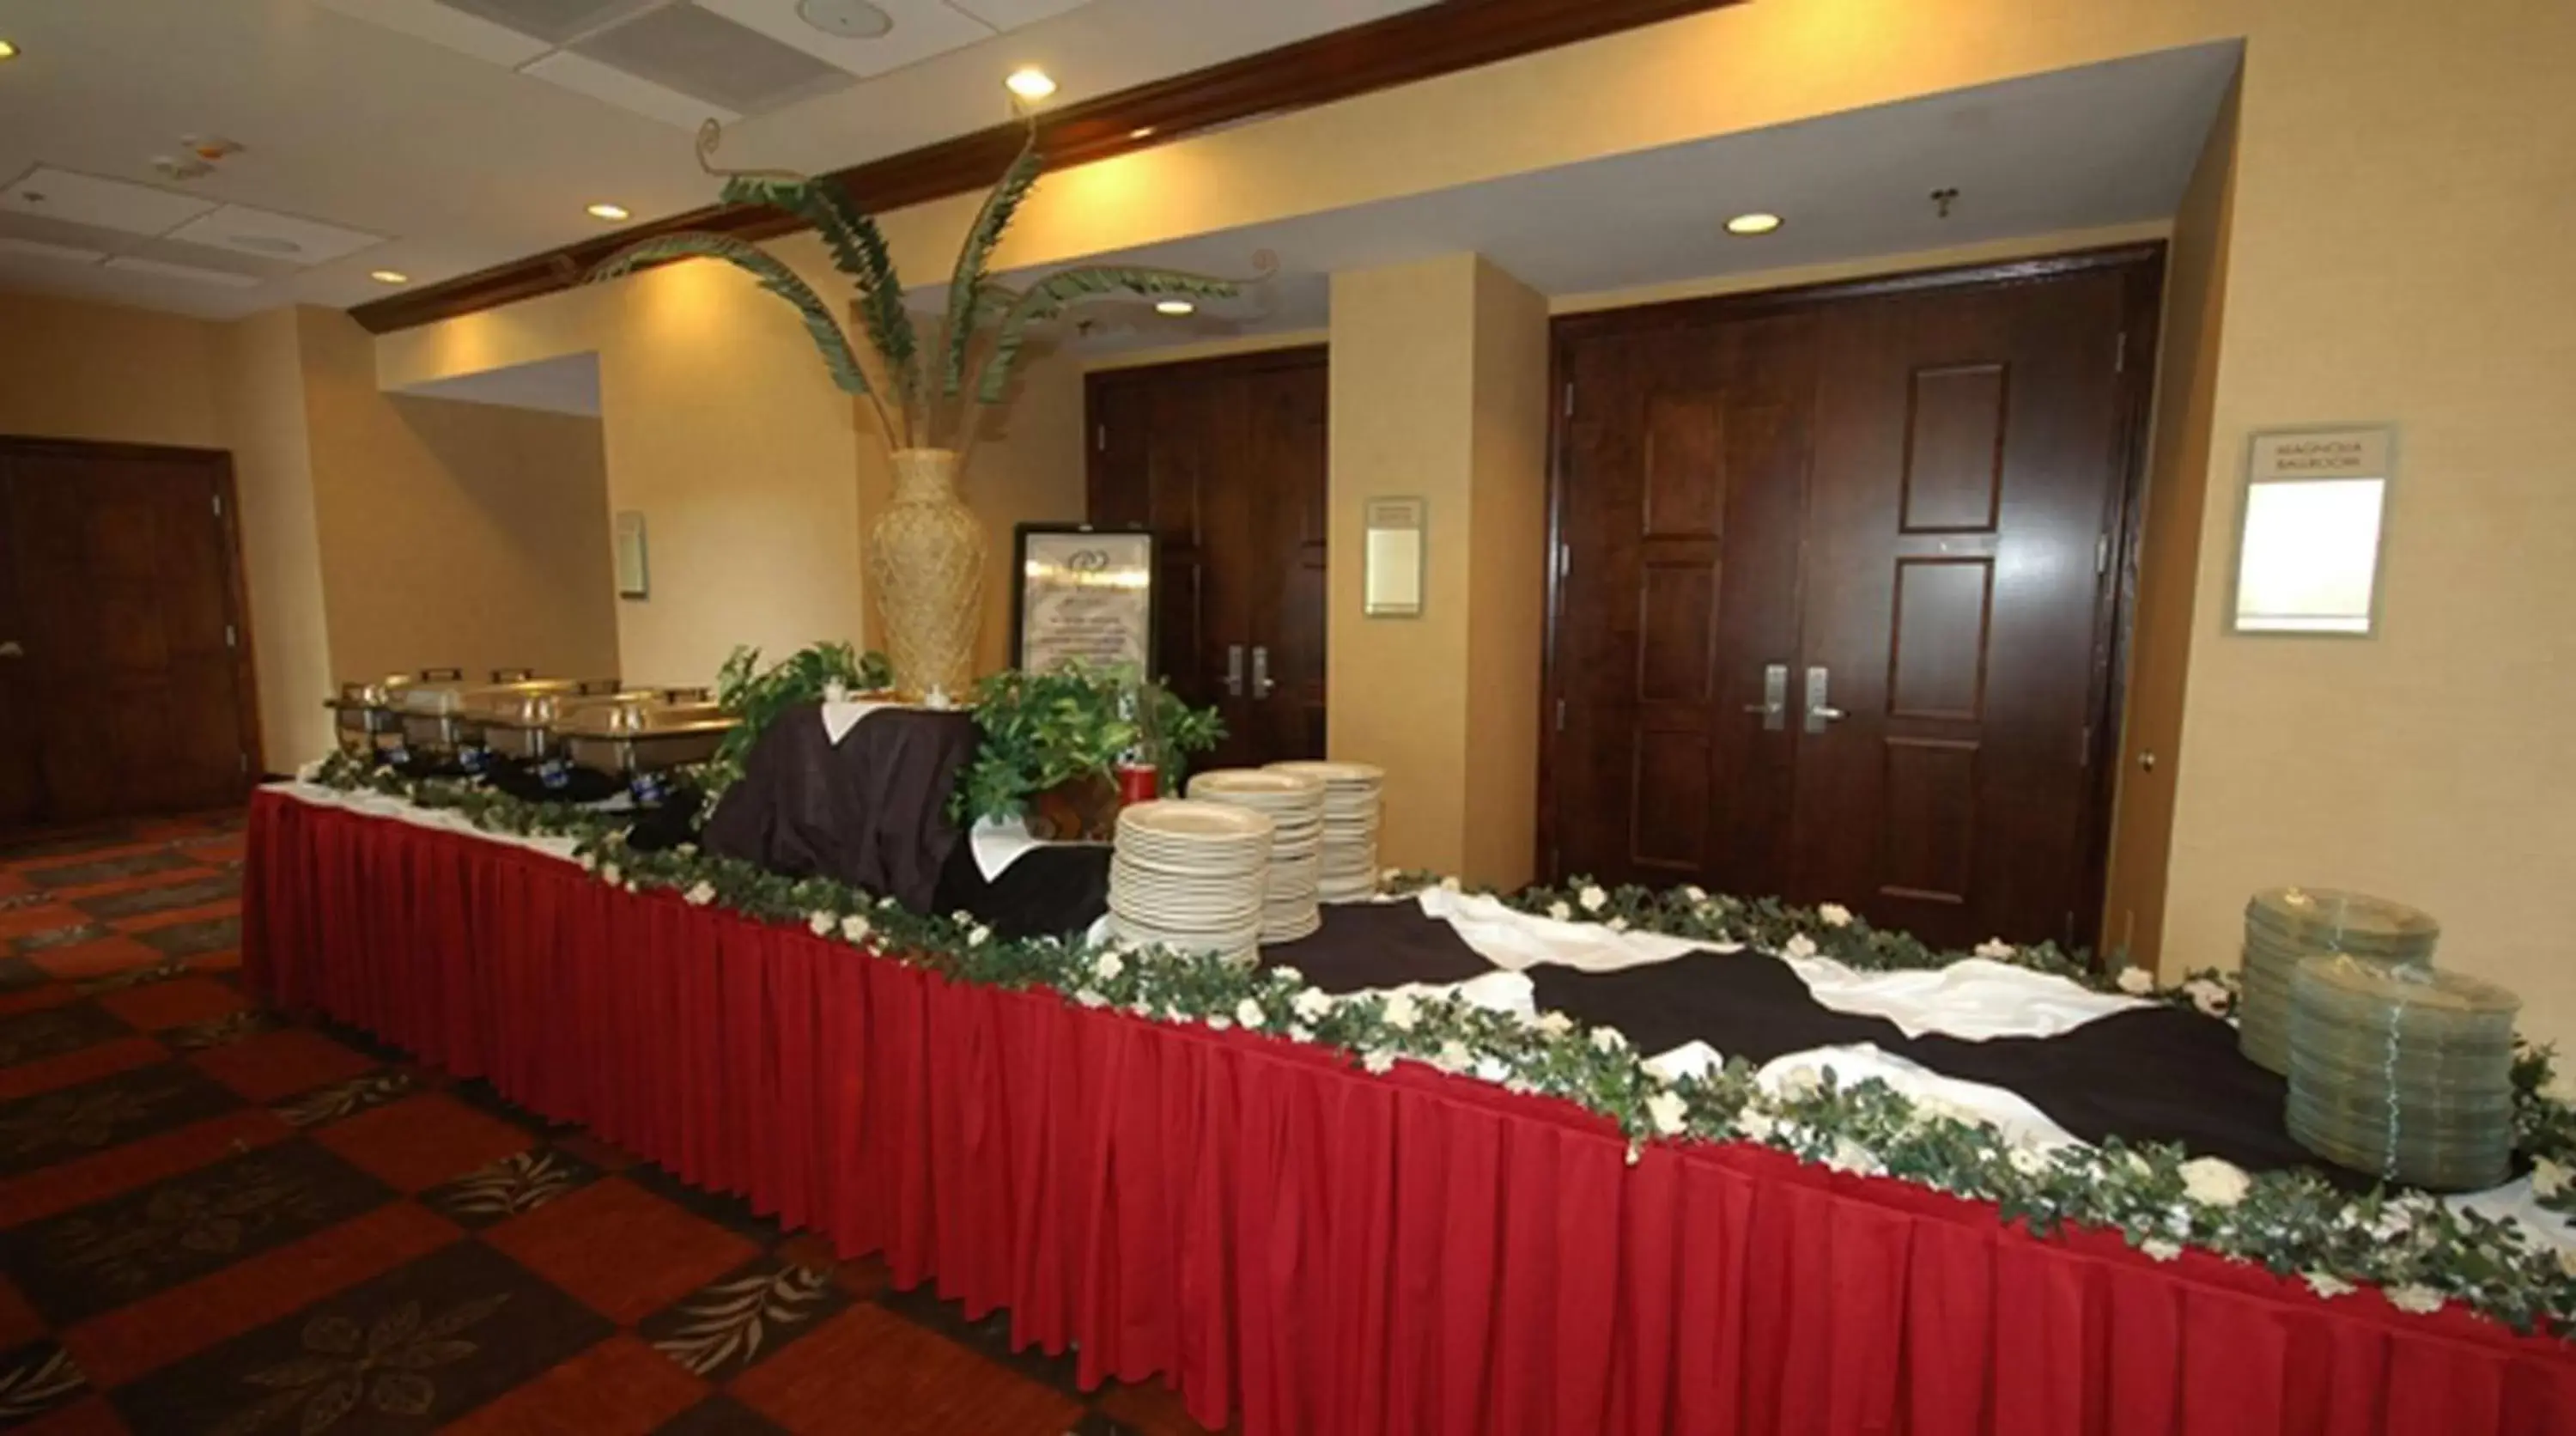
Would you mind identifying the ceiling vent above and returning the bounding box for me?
[568,3,849,115]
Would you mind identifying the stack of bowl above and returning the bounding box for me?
[1108,800,1274,964]
[1266,761,1385,903]
[1187,769,1326,943]
[2285,954,2518,1190]
[2239,887,2439,1073]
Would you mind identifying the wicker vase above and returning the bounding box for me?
[868,448,984,698]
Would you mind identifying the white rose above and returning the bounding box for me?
[1074,989,1107,1007]
[1534,1011,1575,1037]
[1783,934,1819,959]
[2558,1248,2576,1281]
[1681,885,1709,904]
[1382,992,1420,1031]
[1738,1109,1775,1141]
[1547,901,1573,922]
[1363,1050,1397,1074]
[1776,1065,1823,1100]
[1206,1015,1232,1031]
[967,926,991,948]
[2116,966,2156,995]
[1578,885,1608,913]
[2179,1156,2251,1208]
[1094,951,1126,983]
[1817,903,1853,928]
[2141,1238,2182,1263]
[2302,1272,2355,1299]
[599,863,621,886]
[1826,1138,1877,1174]
[684,881,716,906]
[1439,876,1461,893]
[2008,1147,2050,1177]
[578,852,598,872]
[2385,1285,2444,1315]
[807,911,835,935]
[2184,977,2230,1017]
[1625,1141,1643,1167]
[2530,1157,2567,1199]
[1236,998,1266,1030]
[1973,938,2015,960]
[1293,988,1334,1023]
[1645,1089,1689,1136]
[1607,916,1629,934]
[1270,965,1303,987]
[841,914,872,944]
[1590,1026,1627,1053]
[1436,1040,1473,1072]
[1382,867,1404,883]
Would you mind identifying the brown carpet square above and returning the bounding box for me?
[482,1178,760,1326]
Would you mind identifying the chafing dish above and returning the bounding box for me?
[466,675,626,758]
[323,668,463,757]
[398,669,577,754]
[556,697,738,775]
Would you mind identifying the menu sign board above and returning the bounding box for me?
[1009,526,1157,674]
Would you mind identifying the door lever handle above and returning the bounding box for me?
[1251,645,1274,699]
[1803,666,1847,733]
[0,640,21,659]
[1224,644,1245,697]
[1741,662,1787,731]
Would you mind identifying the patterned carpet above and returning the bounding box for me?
[0,811,1219,1436]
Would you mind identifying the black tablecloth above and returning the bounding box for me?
[701,703,979,915]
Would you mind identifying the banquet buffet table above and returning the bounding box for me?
[243,786,2576,1435]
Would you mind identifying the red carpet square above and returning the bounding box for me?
[6,1395,128,1436]
[438,1334,708,1435]
[92,975,246,1031]
[312,1091,533,1191]
[25,937,161,982]
[0,1108,295,1226]
[730,1304,1084,1436]
[0,1036,169,1103]
[189,1027,377,1103]
[0,1275,44,1349]
[483,1177,760,1324]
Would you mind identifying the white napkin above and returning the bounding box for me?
[820,699,900,745]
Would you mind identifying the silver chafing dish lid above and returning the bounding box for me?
[554,698,737,739]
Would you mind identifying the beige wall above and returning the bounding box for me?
[0,290,223,448]
[2103,82,2240,967]
[297,309,619,690]
[1328,254,1547,886]
[213,309,337,768]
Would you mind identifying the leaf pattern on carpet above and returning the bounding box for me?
[0,1345,86,1422]
[216,1293,508,1435]
[272,1070,413,1129]
[649,1263,835,1377]
[434,1149,583,1219]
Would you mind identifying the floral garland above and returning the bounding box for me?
[295,755,2576,1336]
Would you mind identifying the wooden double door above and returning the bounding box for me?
[1548,252,2159,950]
[1087,349,1328,771]
[0,439,260,829]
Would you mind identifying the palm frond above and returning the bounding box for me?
[975,267,1239,404]
[940,135,1045,399]
[591,231,872,398]
[715,177,917,395]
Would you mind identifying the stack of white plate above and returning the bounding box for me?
[1109,800,1275,963]
[1266,760,1384,904]
[1188,769,1327,943]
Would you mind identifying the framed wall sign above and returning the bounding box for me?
[1009,524,1157,673]
[1364,496,1426,618]
[2229,424,2397,637]
[613,511,649,599]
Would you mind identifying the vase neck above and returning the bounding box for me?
[890,448,960,503]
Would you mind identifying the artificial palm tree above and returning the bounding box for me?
[593,119,1242,697]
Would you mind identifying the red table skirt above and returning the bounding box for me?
[243,791,2576,1435]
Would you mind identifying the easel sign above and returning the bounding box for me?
[1009,524,1157,674]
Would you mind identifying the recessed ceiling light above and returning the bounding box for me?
[1004,68,1057,102]
[795,0,892,39]
[370,270,410,285]
[586,202,630,222]
[1155,299,1195,317]
[1725,211,1783,236]
[0,40,19,62]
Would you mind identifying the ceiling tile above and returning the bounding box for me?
[942,0,1093,31]
[163,204,387,265]
[438,0,667,46]
[574,3,853,109]
[691,0,993,80]
[310,0,554,66]
[0,236,108,265]
[521,50,743,127]
[0,167,216,237]
[103,255,266,288]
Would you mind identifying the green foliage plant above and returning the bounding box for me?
[954,660,1221,824]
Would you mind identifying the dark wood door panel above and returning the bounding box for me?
[1085,349,1327,772]
[0,441,258,826]
[1546,248,2160,953]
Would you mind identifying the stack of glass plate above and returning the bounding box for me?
[2285,954,2518,1191]
[2239,887,2439,1073]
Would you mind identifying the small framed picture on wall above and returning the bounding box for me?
[1009,524,1157,673]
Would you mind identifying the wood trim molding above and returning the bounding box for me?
[349,0,1741,334]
